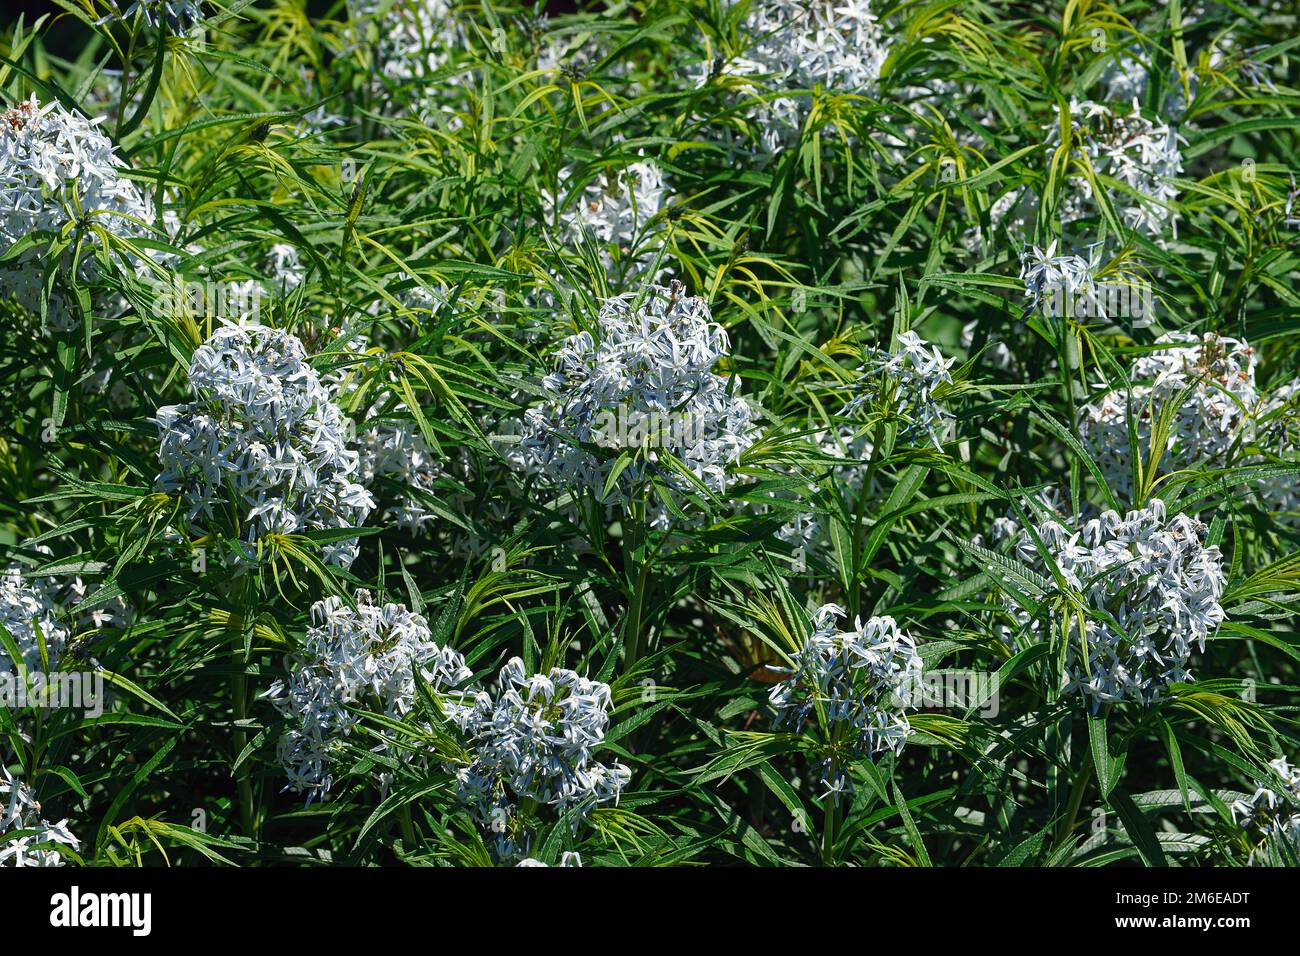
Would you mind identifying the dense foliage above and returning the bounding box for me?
[1,0,1299,867]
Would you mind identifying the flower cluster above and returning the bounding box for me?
[544,158,667,271]
[100,0,207,30]
[517,852,583,867]
[1233,757,1300,866]
[0,96,162,254]
[392,273,451,321]
[154,324,375,567]
[519,280,755,512]
[267,589,631,855]
[355,402,444,533]
[1077,333,1258,500]
[0,96,167,327]
[0,563,70,676]
[844,331,956,449]
[1049,98,1184,239]
[1020,241,1102,314]
[1095,47,1197,120]
[1099,52,1150,105]
[350,0,462,84]
[726,0,890,155]
[265,243,306,294]
[994,498,1227,706]
[1254,378,1300,517]
[451,657,631,859]
[266,590,472,800]
[1,769,79,867]
[769,605,923,795]
[5,543,129,645]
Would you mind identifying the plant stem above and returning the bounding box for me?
[231,578,257,840]
[1055,746,1094,851]
[821,727,844,866]
[233,668,255,839]
[623,495,652,670]
[821,794,838,866]
[848,423,886,620]
[624,559,651,668]
[398,805,416,847]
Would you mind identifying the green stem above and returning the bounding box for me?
[233,669,255,839]
[820,726,844,866]
[624,559,652,670]
[821,793,838,866]
[398,805,416,847]
[1055,745,1094,851]
[623,496,652,669]
[847,424,886,619]
[231,578,257,840]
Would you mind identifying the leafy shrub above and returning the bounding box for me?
[0,0,1298,868]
